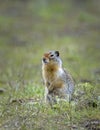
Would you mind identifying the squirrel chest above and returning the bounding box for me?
[42,63,64,88]
[43,63,58,81]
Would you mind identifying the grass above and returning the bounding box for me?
[0,0,100,130]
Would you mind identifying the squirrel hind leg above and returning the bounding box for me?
[46,94,57,106]
[66,94,73,103]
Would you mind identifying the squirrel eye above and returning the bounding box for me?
[50,54,54,57]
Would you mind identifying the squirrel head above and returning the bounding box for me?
[42,51,60,64]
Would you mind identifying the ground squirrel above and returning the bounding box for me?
[42,50,74,105]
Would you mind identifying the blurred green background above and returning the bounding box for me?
[0,0,100,129]
[0,0,100,82]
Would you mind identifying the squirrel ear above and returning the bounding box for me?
[55,51,59,56]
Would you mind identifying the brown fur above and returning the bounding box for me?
[42,51,74,105]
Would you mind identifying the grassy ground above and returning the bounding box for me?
[0,0,100,130]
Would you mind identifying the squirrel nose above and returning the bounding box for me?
[43,58,47,63]
[43,58,49,64]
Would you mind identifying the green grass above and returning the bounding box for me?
[0,0,100,130]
